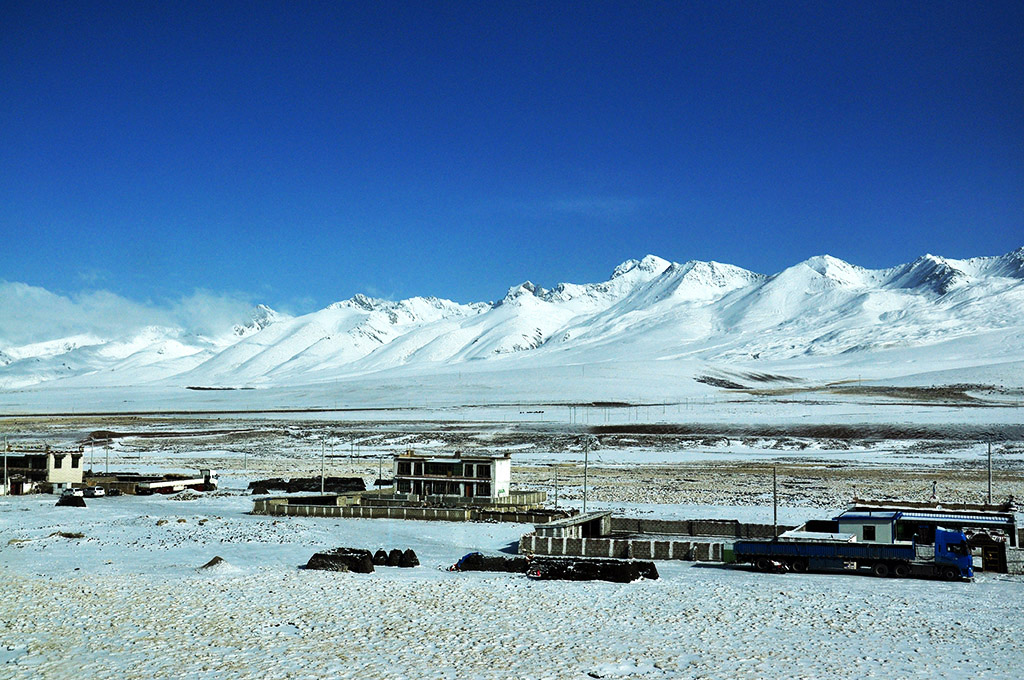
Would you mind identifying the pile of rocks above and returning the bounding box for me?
[304,547,419,573]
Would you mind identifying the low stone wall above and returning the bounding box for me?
[257,502,473,522]
[1006,548,1024,576]
[477,510,570,524]
[253,498,561,524]
[519,533,725,562]
[610,517,793,539]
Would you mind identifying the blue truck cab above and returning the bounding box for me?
[933,527,974,579]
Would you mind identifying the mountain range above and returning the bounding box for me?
[2,248,1023,394]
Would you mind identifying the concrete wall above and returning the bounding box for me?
[519,533,725,562]
[1006,548,1024,576]
[254,501,473,522]
[251,498,556,524]
[47,453,84,486]
[609,517,791,539]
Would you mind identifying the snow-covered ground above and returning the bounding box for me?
[2,476,1022,680]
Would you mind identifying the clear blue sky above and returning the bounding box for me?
[2,1,1021,312]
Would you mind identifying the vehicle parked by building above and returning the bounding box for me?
[727,526,974,580]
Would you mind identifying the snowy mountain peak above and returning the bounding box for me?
[676,260,765,288]
[498,281,548,305]
[233,304,280,337]
[799,255,873,287]
[611,254,671,279]
[885,254,968,294]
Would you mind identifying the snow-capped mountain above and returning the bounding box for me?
[1,248,1022,392]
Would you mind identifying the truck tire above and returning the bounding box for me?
[871,562,890,578]
[941,566,958,581]
[893,563,910,578]
[755,558,772,572]
[790,559,808,573]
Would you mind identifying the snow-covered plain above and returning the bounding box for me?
[2,481,1022,680]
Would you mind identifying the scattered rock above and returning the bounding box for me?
[448,552,529,573]
[305,547,374,574]
[55,495,86,508]
[372,549,388,565]
[527,557,659,583]
[247,477,366,494]
[386,549,402,567]
[399,549,419,568]
[200,556,227,569]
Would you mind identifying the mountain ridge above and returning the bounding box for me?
[1,248,1022,390]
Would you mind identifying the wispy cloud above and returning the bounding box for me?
[544,196,647,219]
[0,281,257,346]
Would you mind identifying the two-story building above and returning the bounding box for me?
[394,450,511,501]
[2,446,85,494]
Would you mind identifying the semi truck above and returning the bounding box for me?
[727,526,973,580]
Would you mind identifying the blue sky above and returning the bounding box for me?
[2,1,1021,314]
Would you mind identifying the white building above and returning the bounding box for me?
[2,446,85,494]
[393,450,511,501]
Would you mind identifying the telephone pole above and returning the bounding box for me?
[583,438,590,514]
[772,466,778,539]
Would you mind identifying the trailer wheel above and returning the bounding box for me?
[941,566,958,581]
[893,563,910,578]
[755,558,772,572]
[871,562,890,578]
[790,559,808,573]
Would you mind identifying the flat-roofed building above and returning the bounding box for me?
[2,446,85,494]
[394,450,511,501]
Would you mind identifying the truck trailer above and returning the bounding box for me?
[727,526,973,580]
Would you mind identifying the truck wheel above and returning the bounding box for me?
[941,566,958,581]
[893,563,910,578]
[790,559,808,573]
[871,562,890,578]
[755,558,772,572]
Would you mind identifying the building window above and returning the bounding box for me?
[863,525,876,542]
[397,461,411,476]
[462,463,474,477]
[476,464,490,479]
[475,483,491,497]
[71,456,80,469]
[54,455,64,469]
[397,480,411,493]
[414,462,423,476]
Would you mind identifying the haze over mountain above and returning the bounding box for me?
[1,248,1023,395]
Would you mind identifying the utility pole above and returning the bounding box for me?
[583,438,590,514]
[104,444,109,475]
[3,435,7,496]
[772,466,778,539]
[988,442,993,505]
[553,467,558,510]
[320,440,326,494]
